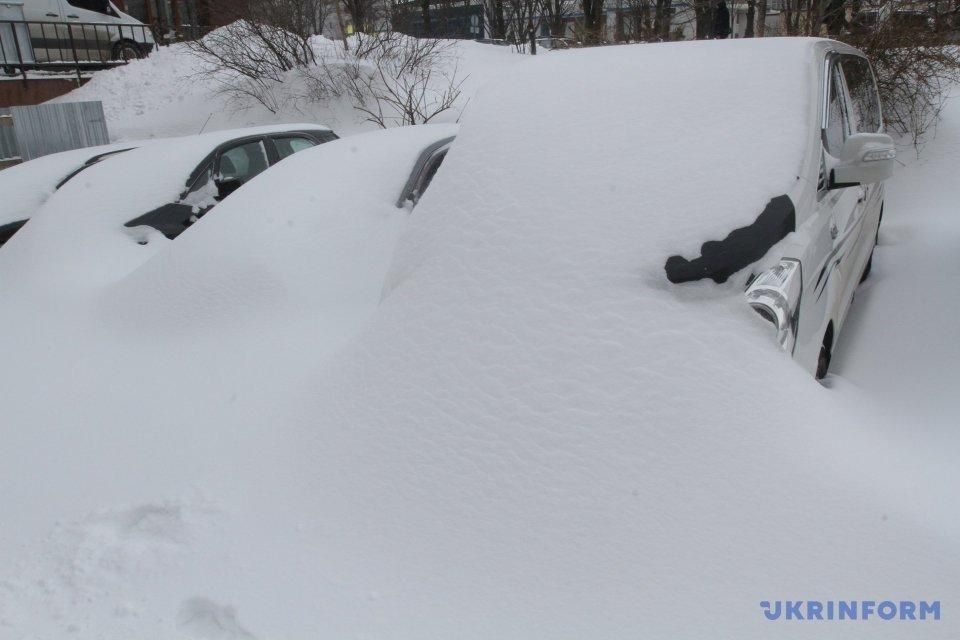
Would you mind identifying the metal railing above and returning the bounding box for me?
[0,19,209,83]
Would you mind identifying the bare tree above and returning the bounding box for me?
[579,0,606,42]
[505,0,542,47]
[484,0,508,38]
[541,0,573,37]
[755,0,766,36]
[343,0,381,33]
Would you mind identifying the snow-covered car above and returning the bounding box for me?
[0,142,139,247]
[536,37,575,50]
[120,125,338,239]
[667,38,893,378]
[0,124,337,251]
[110,123,458,324]
[0,123,445,298]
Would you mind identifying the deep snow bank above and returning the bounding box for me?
[52,36,523,141]
[0,39,956,639]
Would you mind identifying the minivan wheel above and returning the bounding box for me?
[816,344,832,380]
[112,40,143,61]
[859,250,874,283]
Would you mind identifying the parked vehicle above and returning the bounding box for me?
[0,124,337,251]
[536,37,575,50]
[122,125,338,239]
[113,123,459,321]
[0,141,139,247]
[665,39,893,378]
[20,0,154,62]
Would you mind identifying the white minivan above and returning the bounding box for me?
[666,40,894,379]
[21,0,153,62]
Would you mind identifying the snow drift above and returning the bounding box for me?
[0,38,956,638]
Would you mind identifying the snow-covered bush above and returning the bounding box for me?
[188,21,464,127]
[187,20,319,112]
[339,33,464,127]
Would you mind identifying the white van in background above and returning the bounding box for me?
[21,0,153,62]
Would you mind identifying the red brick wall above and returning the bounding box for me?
[0,78,89,108]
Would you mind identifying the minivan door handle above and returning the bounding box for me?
[829,222,839,240]
[45,12,58,16]
[66,14,79,18]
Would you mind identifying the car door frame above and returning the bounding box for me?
[396,136,456,208]
[815,50,864,331]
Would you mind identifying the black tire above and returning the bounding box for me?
[112,40,143,61]
[816,343,832,380]
[859,250,873,283]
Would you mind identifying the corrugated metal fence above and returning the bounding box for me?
[0,107,16,160]
[0,101,109,163]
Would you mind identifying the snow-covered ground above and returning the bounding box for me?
[832,103,960,434]
[0,39,956,639]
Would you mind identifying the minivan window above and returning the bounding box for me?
[841,55,882,133]
[824,62,849,155]
[66,0,114,14]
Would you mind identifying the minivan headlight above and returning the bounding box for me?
[745,259,802,354]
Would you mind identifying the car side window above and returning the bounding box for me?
[273,136,316,161]
[181,160,216,207]
[824,62,850,156]
[840,55,881,134]
[217,140,269,183]
[413,149,448,204]
[66,0,113,14]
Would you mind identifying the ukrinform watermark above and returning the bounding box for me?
[761,600,941,621]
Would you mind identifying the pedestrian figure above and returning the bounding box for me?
[714,0,732,38]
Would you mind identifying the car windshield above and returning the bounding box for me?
[55,149,134,190]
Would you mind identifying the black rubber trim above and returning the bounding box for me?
[665,195,796,284]
[0,219,27,247]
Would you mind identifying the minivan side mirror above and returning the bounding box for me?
[830,132,896,189]
[214,176,243,201]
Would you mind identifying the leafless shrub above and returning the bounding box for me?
[186,0,325,112]
[341,33,465,127]
[843,27,960,148]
